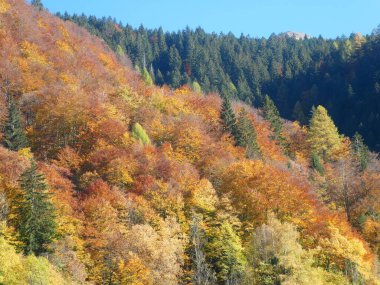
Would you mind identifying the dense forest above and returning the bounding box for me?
[0,0,380,284]
[60,13,380,151]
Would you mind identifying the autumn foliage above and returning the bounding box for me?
[0,1,379,284]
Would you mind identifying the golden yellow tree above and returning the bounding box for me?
[308,106,343,160]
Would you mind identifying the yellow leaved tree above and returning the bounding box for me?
[308,106,344,161]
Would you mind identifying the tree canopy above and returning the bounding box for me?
[61,13,380,152]
[0,1,378,284]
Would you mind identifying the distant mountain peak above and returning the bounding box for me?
[279,31,311,40]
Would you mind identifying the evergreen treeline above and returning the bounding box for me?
[59,13,380,152]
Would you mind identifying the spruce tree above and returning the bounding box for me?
[156,69,165,86]
[352,132,369,171]
[220,96,239,142]
[262,95,283,137]
[2,96,28,151]
[292,101,307,124]
[262,95,287,150]
[14,160,57,255]
[31,0,44,10]
[168,45,182,88]
[237,108,261,158]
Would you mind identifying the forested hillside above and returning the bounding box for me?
[61,14,380,151]
[0,1,380,284]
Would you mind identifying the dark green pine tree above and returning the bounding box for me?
[15,160,57,256]
[220,96,239,142]
[237,108,261,158]
[2,96,28,151]
[352,132,370,171]
[155,69,165,86]
[262,95,283,136]
[262,95,287,150]
[168,45,183,89]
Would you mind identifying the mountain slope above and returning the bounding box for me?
[0,1,379,284]
[62,14,380,152]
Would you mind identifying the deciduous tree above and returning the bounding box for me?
[132,123,151,145]
[308,106,343,161]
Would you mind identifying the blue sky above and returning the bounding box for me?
[38,0,380,38]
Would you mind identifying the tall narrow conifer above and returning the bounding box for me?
[2,95,28,151]
[14,161,57,255]
[237,108,261,158]
[220,96,239,141]
[352,132,369,171]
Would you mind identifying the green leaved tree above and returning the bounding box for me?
[14,160,57,256]
[142,67,154,86]
[207,220,246,284]
[192,81,202,93]
[2,95,28,151]
[310,152,325,175]
[247,214,346,285]
[132,122,151,145]
[190,216,216,285]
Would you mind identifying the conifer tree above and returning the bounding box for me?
[31,0,44,10]
[156,69,165,86]
[168,45,182,88]
[308,105,343,161]
[236,108,260,158]
[220,96,239,142]
[2,96,28,151]
[292,101,307,124]
[14,160,57,255]
[352,132,369,171]
[262,95,287,151]
[262,95,283,138]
